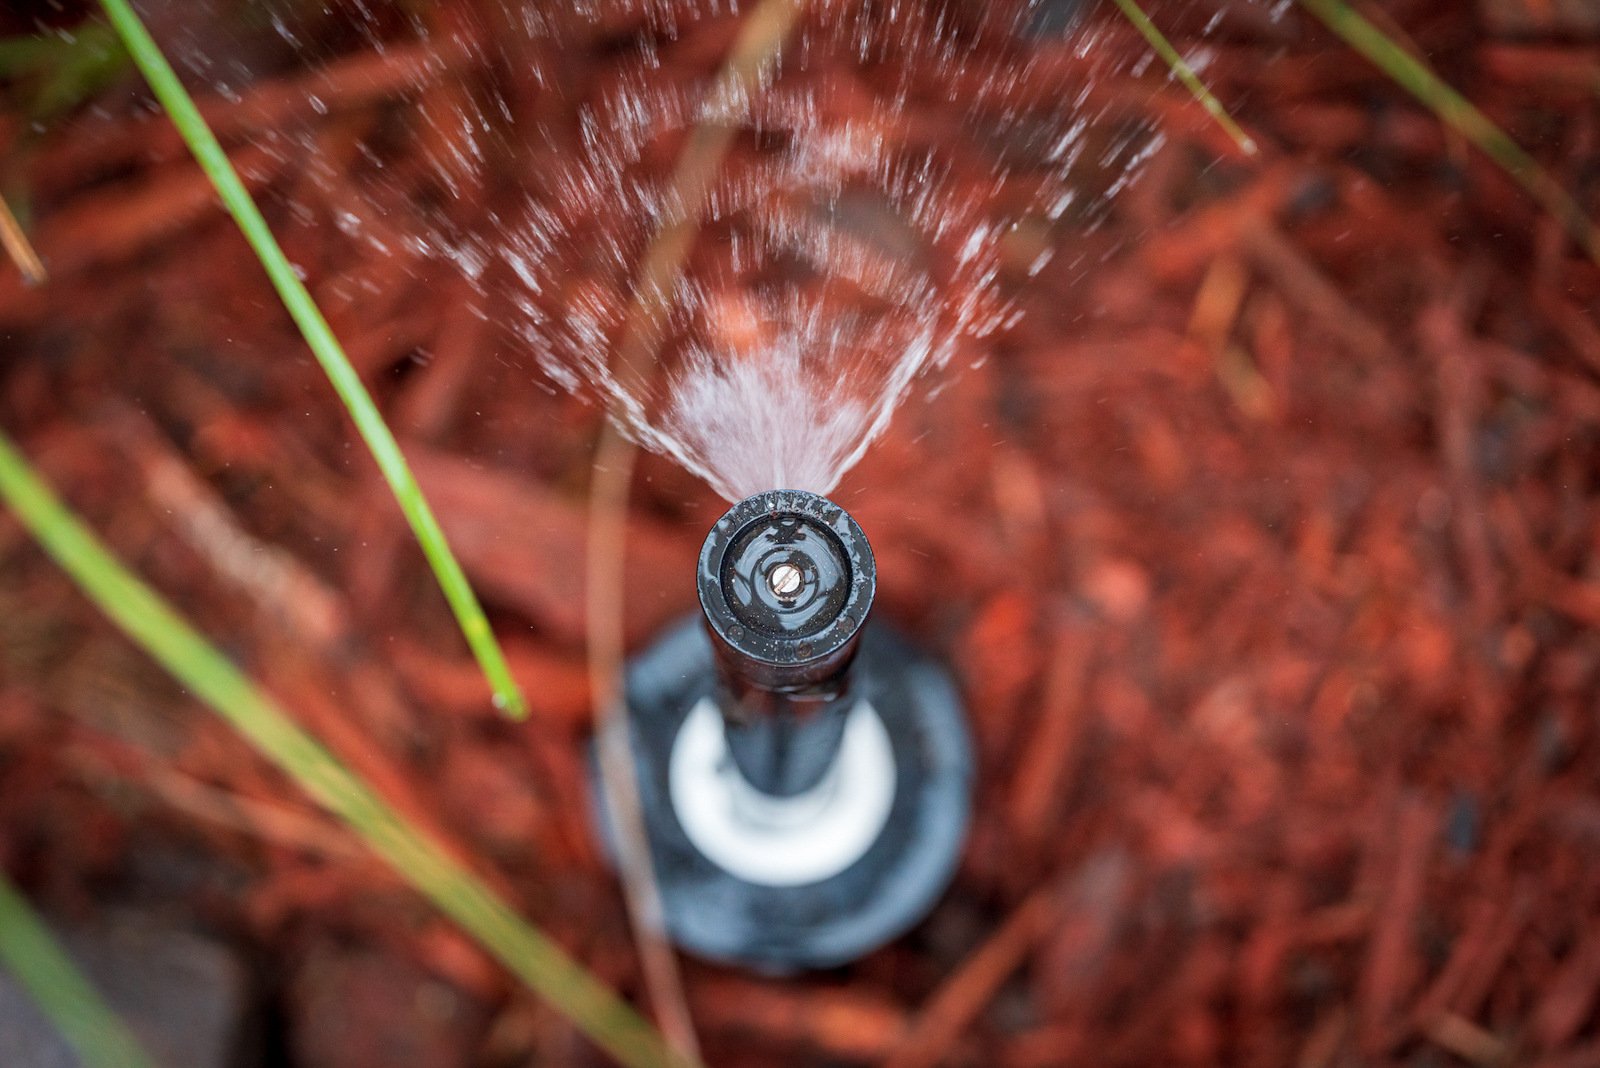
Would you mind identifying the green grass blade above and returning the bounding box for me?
[1106,0,1258,156]
[93,0,527,720]
[0,871,160,1068]
[0,427,690,1068]
[1298,0,1600,265]
[1,24,129,122]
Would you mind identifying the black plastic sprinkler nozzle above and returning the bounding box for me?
[697,490,874,797]
[592,490,972,973]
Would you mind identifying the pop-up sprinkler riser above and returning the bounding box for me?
[595,489,973,972]
[698,491,875,797]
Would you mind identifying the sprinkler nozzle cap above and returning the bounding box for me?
[698,490,875,693]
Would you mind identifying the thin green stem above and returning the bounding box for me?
[0,871,160,1068]
[1107,0,1258,156]
[94,0,526,719]
[0,427,690,1068]
[1298,0,1600,266]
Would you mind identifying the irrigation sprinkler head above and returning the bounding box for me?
[698,489,875,710]
[697,490,875,799]
[593,488,973,972]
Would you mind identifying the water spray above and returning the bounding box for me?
[595,489,972,972]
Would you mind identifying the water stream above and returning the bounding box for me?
[164,0,1217,500]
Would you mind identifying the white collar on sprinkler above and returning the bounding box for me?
[668,697,896,888]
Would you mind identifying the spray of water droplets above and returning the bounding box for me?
[207,0,1204,500]
[496,59,1018,499]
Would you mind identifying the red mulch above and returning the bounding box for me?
[3,1,1600,1066]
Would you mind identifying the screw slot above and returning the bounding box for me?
[767,562,804,601]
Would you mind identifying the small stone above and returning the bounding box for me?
[0,909,247,1068]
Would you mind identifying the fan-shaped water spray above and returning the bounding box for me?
[207,0,1191,500]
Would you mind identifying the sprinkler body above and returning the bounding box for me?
[698,491,873,798]
[594,489,972,972]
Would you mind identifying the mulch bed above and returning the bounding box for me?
[3,1,1600,1065]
